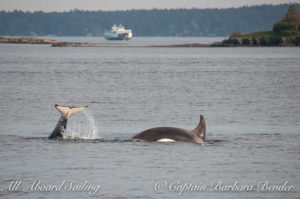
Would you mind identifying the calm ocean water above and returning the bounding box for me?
[0,37,299,199]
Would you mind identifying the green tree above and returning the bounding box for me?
[287,5,300,30]
[273,5,300,33]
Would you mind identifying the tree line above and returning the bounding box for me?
[0,4,299,37]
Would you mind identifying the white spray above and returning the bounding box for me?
[63,109,99,140]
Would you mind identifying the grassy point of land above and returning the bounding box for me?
[233,30,300,39]
[223,5,300,46]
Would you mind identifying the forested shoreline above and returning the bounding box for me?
[0,4,299,37]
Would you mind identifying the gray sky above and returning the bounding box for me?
[0,0,299,12]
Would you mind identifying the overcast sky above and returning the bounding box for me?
[0,0,299,12]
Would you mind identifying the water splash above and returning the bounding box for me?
[63,109,99,140]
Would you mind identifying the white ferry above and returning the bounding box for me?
[104,24,132,40]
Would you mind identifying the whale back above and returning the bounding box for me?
[192,115,206,140]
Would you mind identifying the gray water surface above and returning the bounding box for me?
[0,39,299,198]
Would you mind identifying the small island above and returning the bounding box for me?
[222,5,300,47]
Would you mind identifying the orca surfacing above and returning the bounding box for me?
[132,115,206,144]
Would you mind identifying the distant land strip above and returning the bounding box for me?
[1,36,299,47]
[0,36,73,46]
[0,36,224,47]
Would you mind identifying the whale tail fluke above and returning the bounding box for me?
[192,115,206,140]
[55,104,88,118]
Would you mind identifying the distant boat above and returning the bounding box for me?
[104,24,132,40]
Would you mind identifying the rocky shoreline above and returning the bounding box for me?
[222,32,300,47]
[0,36,73,46]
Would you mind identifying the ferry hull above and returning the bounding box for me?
[104,24,132,41]
[105,37,131,40]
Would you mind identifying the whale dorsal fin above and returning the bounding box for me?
[192,115,206,140]
[55,104,87,118]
